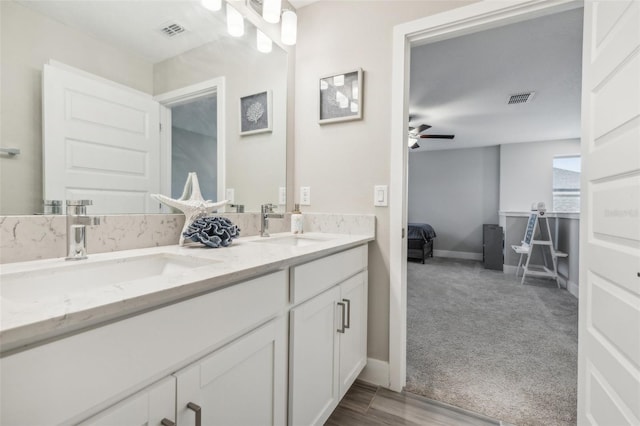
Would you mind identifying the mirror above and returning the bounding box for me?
[0,0,289,215]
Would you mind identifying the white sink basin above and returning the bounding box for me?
[1,253,218,304]
[251,235,334,247]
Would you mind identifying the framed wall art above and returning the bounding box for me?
[319,68,363,124]
[239,90,272,135]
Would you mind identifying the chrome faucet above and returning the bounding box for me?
[260,204,284,237]
[66,200,101,260]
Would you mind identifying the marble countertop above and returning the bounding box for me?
[0,232,374,354]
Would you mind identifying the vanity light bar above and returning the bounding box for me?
[226,3,244,37]
[281,9,297,46]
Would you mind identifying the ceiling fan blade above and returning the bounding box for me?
[419,134,455,139]
[415,124,432,133]
[409,141,420,149]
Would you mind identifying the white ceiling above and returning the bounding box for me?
[409,8,583,152]
[18,1,242,63]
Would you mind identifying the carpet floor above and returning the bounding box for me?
[406,257,578,426]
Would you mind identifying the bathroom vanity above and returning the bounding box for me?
[0,232,373,426]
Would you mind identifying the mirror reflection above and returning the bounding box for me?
[0,0,288,215]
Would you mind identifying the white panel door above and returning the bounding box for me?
[578,1,640,425]
[43,63,161,214]
[289,286,341,426]
[78,376,175,426]
[338,272,368,399]
[175,317,287,426]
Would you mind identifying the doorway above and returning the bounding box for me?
[155,77,226,210]
[389,2,586,392]
[169,94,218,200]
[402,7,582,424]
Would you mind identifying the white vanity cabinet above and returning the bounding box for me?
[288,246,368,426]
[79,377,176,426]
[0,270,287,426]
[0,241,372,426]
[175,317,287,426]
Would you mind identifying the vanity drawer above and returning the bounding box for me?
[290,245,367,305]
[0,270,287,426]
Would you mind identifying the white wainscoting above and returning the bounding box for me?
[433,250,483,261]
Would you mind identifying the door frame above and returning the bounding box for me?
[388,0,583,392]
[155,77,226,208]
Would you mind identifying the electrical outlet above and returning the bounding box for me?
[225,188,235,204]
[278,187,286,205]
[300,186,311,206]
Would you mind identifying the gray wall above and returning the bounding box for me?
[171,127,217,201]
[500,139,581,211]
[408,146,500,255]
[0,1,154,215]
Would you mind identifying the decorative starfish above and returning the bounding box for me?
[151,172,228,245]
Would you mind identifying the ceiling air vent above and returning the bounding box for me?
[507,92,535,105]
[159,22,186,37]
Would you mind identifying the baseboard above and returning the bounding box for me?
[433,250,483,261]
[357,358,389,387]
[558,275,579,298]
[503,265,518,274]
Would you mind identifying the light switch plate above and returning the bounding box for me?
[278,187,286,205]
[300,186,311,206]
[374,185,388,207]
[226,188,235,204]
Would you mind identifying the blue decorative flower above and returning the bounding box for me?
[183,216,241,248]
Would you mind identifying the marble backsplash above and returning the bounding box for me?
[0,212,374,264]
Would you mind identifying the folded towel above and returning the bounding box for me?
[183,216,241,248]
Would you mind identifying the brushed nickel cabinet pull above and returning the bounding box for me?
[161,418,176,426]
[187,402,202,426]
[337,302,346,333]
[342,298,351,329]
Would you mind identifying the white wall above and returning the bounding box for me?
[0,1,154,215]
[408,146,500,255]
[500,139,581,212]
[154,38,288,212]
[295,0,476,362]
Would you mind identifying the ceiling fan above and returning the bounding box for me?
[407,122,455,149]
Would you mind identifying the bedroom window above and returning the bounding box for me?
[553,155,581,212]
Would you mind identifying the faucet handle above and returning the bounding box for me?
[66,200,93,206]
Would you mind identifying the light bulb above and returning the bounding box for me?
[281,10,297,46]
[257,29,273,53]
[226,4,244,37]
[201,0,221,12]
[263,0,282,23]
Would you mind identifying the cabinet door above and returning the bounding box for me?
[79,376,175,426]
[289,286,341,426]
[175,317,287,426]
[338,272,368,398]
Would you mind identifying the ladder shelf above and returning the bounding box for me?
[511,209,567,288]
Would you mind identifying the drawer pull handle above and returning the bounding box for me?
[187,402,202,426]
[337,302,346,333]
[161,419,176,426]
[342,298,351,329]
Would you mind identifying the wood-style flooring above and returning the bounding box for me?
[326,381,505,426]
